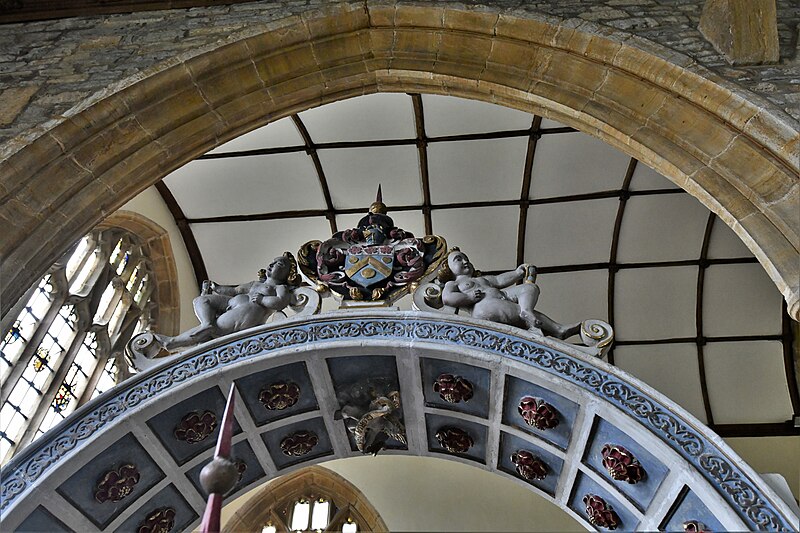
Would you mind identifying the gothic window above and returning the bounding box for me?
[225,466,386,533]
[0,229,159,463]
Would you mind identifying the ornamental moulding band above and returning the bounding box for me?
[0,311,796,531]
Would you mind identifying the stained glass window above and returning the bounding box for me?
[0,229,157,464]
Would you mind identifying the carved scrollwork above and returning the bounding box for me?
[683,520,711,532]
[580,319,614,358]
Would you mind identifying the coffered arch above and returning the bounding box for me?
[0,3,797,321]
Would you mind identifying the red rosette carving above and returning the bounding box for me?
[94,463,140,503]
[435,427,473,454]
[137,507,176,533]
[583,494,620,530]
[510,450,548,480]
[601,444,645,484]
[517,396,559,430]
[259,381,300,411]
[174,410,217,444]
[280,431,318,456]
[433,373,474,404]
[683,520,711,532]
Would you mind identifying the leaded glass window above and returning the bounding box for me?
[0,229,158,464]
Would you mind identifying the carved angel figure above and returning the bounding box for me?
[441,250,580,339]
[334,380,406,455]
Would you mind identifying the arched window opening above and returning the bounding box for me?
[225,466,386,533]
[0,228,160,464]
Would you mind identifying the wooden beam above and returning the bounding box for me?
[155,181,208,289]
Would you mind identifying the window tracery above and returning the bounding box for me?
[0,229,160,463]
[225,466,386,533]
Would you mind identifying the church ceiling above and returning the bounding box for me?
[149,93,796,437]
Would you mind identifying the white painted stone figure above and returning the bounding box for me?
[441,250,581,339]
[158,253,299,350]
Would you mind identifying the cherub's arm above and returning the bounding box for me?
[442,280,483,308]
[481,265,527,288]
[206,281,248,297]
[254,285,293,310]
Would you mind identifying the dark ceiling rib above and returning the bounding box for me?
[605,157,638,365]
[781,300,800,416]
[615,334,783,345]
[185,188,686,224]
[290,115,337,234]
[695,213,717,426]
[197,125,577,161]
[516,116,543,266]
[411,94,433,235]
[154,181,208,289]
[710,422,799,437]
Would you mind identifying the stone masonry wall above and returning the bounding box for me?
[1,0,798,150]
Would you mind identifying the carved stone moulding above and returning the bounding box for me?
[435,426,473,454]
[137,506,176,533]
[433,373,474,404]
[601,444,645,484]
[517,396,559,430]
[94,463,140,503]
[510,450,548,480]
[259,381,300,411]
[683,520,711,532]
[174,410,217,444]
[583,494,621,530]
[280,431,319,457]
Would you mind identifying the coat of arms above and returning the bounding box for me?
[298,188,446,304]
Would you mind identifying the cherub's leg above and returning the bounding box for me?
[191,294,228,335]
[155,325,216,350]
[532,311,581,340]
[508,284,541,329]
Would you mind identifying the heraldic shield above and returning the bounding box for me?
[297,188,447,304]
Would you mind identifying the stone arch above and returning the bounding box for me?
[223,465,388,532]
[0,3,797,318]
[1,313,796,531]
[95,210,181,336]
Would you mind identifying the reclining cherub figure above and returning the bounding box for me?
[440,249,580,340]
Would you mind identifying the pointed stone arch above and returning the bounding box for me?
[0,3,797,320]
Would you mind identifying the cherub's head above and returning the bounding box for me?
[443,248,474,279]
[265,252,300,285]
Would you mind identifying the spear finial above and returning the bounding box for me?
[369,184,387,215]
[199,383,238,533]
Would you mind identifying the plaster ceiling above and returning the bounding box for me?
[148,92,795,434]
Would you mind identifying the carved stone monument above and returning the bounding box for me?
[297,188,446,305]
[413,248,614,357]
[128,252,320,369]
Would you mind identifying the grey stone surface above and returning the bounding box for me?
[0,0,797,149]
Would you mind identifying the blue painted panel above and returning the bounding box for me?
[569,471,640,531]
[235,362,318,426]
[15,506,70,532]
[145,387,242,466]
[502,376,579,450]
[116,483,198,532]
[583,417,669,511]
[497,431,563,496]
[56,433,165,528]
[420,357,491,418]
[185,439,265,498]
[261,417,333,469]
[661,488,726,532]
[326,355,399,392]
[425,413,488,464]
